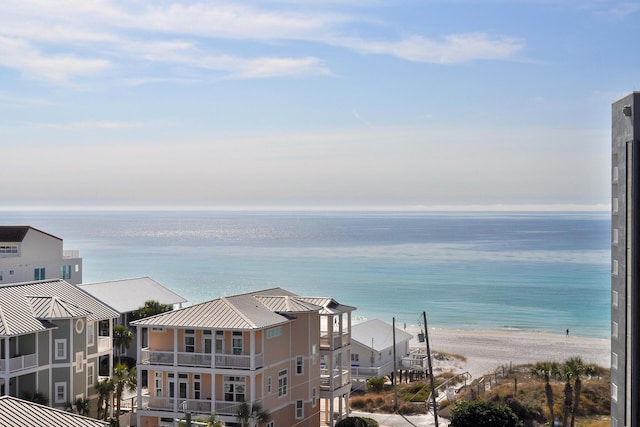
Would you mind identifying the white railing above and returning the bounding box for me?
[97,336,111,352]
[1,353,38,373]
[215,399,262,416]
[141,348,263,369]
[351,359,395,378]
[320,369,350,390]
[141,395,213,413]
[320,332,350,350]
[63,250,80,259]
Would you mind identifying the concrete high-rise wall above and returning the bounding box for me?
[611,92,640,427]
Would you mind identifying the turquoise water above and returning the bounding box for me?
[0,210,611,338]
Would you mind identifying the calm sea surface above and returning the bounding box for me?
[0,210,611,338]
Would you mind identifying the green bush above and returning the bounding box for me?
[336,417,369,427]
[366,377,385,393]
[450,400,524,427]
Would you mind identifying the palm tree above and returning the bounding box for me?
[74,397,90,416]
[558,362,574,427]
[113,324,133,363]
[236,401,270,427]
[564,357,598,427]
[530,361,559,425]
[113,363,137,421]
[96,377,115,420]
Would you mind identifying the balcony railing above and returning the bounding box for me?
[97,336,111,352]
[0,353,38,373]
[140,395,260,417]
[63,250,80,259]
[320,332,350,350]
[140,348,263,370]
[320,368,350,390]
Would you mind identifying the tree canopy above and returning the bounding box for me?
[129,300,173,322]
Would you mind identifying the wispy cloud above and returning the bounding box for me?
[34,120,145,130]
[334,33,524,64]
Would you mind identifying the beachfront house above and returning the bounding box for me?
[349,319,412,390]
[0,226,83,285]
[0,279,118,414]
[78,277,187,358]
[131,287,355,427]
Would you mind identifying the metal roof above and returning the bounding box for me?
[78,276,187,313]
[351,319,413,352]
[130,288,345,330]
[0,396,109,427]
[297,297,356,315]
[0,279,119,337]
[0,226,61,242]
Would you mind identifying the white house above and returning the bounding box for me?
[0,226,82,285]
[349,319,412,390]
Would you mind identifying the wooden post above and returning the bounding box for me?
[423,311,439,427]
[393,317,398,411]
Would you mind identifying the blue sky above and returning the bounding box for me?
[1,0,637,210]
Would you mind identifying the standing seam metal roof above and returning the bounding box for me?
[0,279,119,337]
[0,396,109,427]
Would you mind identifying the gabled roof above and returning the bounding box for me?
[131,288,324,330]
[0,396,109,427]
[297,297,356,315]
[0,226,61,242]
[78,277,187,313]
[0,279,119,337]
[351,319,413,352]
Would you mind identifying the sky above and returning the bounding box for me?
[1,0,638,211]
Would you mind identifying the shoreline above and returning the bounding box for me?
[405,327,610,380]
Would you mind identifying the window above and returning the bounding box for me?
[312,387,317,407]
[613,166,619,183]
[87,321,95,347]
[203,330,212,354]
[215,331,224,353]
[351,353,359,362]
[54,382,67,404]
[613,291,619,308]
[223,376,246,402]
[75,319,84,334]
[296,399,303,419]
[278,369,288,397]
[60,265,72,280]
[613,228,619,245]
[266,422,275,427]
[296,356,304,375]
[312,344,317,365]
[612,352,618,370]
[87,363,95,388]
[267,376,272,394]
[612,383,618,402]
[613,260,619,276]
[194,374,201,399]
[266,326,282,339]
[55,339,67,360]
[9,270,14,275]
[613,321,619,339]
[185,329,195,353]
[232,331,243,355]
[34,267,45,280]
[613,198,619,213]
[0,270,3,281]
[76,352,83,372]
[151,327,165,333]
[154,372,163,396]
[0,246,18,253]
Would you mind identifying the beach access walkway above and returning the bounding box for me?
[351,410,449,427]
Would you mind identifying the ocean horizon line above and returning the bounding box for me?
[0,203,611,212]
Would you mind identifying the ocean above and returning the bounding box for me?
[0,210,611,338]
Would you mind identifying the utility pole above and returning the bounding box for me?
[392,317,398,411]
[423,311,439,427]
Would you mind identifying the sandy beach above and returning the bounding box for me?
[409,328,610,380]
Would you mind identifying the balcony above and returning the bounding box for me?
[320,332,350,350]
[0,353,38,373]
[320,368,350,391]
[140,395,261,417]
[140,348,263,370]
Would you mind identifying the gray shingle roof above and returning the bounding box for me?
[0,396,109,427]
[78,276,187,313]
[0,280,119,337]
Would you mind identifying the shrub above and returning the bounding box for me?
[450,399,524,427]
[336,417,369,427]
[367,377,385,393]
